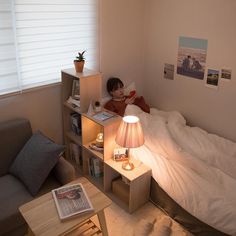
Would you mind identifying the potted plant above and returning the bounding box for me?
[74,50,86,73]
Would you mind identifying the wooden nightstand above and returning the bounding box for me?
[104,158,151,213]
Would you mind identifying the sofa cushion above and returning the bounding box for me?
[0,119,32,176]
[0,175,33,235]
[9,131,64,196]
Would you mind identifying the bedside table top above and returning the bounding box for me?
[105,158,151,181]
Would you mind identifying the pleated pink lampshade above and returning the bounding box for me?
[115,115,144,148]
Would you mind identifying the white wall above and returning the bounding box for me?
[100,0,145,96]
[143,0,236,141]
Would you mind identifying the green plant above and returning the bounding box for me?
[75,50,86,62]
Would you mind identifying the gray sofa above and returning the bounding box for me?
[0,118,76,236]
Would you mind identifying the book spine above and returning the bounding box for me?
[93,158,103,178]
[88,157,95,177]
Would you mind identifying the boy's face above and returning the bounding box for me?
[110,84,124,99]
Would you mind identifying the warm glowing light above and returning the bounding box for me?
[96,132,104,148]
[96,133,103,141]
[123,115,139,123]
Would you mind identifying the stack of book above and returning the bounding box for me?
[88,157,103,178]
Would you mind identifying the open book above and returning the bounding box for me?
[52,183,93,220]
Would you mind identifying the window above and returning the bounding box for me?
[0,0,99,95]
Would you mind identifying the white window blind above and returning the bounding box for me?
[0,0,99,95]
[0,0,19,94]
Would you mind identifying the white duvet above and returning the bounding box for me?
[125,105,236,235]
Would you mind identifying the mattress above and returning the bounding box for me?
[125,105,236,236]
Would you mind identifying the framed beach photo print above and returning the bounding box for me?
[177,36,208,80]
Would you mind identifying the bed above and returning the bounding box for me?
[125,105,236,236]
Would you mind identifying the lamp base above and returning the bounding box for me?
[122,161,134,171]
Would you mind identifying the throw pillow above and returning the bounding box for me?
[10,131,64,196]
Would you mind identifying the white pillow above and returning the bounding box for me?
[101,96,111,107]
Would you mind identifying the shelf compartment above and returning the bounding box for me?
[66,131,82,146]
[83,141,103,161]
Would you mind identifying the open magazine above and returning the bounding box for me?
[52,183,94,220]
[93,111,115,121]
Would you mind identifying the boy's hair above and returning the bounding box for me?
[106,77,124,95]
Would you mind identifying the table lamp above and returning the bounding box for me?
[115,115,144,171]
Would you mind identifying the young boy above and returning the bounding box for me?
[104,77,150,116]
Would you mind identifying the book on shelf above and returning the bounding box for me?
[92,158,103,177]
[71,113,81,135]
[88,157,103,178]
[88,157,94,177]
[92,111,116,121]
[70,143,82,166]
[52,183,93,221]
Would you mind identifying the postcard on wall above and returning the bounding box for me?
[164,63,174,80]
[177,36,208,80]
[221,69,232,81]
[206,69,219,89]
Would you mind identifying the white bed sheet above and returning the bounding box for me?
[125,105,236,235]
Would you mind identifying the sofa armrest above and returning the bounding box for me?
[53,157,76,185]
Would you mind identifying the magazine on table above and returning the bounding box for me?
[93,111,115,121]
[52,183,94,220]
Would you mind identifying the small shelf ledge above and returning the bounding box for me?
[64,101,81,114]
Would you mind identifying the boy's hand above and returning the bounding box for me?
[125,94,136,104]
[127,90,136,98]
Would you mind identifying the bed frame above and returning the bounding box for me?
[150,178,229,236]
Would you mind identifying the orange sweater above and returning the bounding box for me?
[104,96,150,117]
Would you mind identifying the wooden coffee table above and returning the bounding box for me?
[19,177,112,236]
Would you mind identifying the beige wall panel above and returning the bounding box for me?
[100,0,146,97]
[0,85,63,144]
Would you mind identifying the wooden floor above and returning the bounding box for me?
[91,201,192,236]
